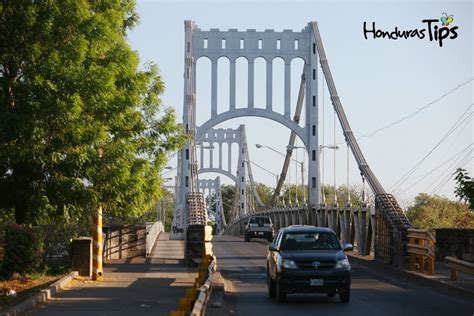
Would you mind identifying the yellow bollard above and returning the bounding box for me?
[170,311,185,316]
[92,206,104,281]
[186,287,197,300]
[179,297,192,312]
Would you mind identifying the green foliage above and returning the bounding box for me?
[280,184,367,206]
[1,225,44,278]
[255,182,273,206]
[207,221,216,235]
[454,168,474,210]
[406,193,474,229]
[0,1,185,225]
[221,184,236,222]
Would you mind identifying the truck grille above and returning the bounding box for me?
[296,260,336,270]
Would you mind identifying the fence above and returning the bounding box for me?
[445,256,474,281]
[407,228,436,275]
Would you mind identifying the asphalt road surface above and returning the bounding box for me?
[212,235,474,316]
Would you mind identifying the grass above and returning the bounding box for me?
[0,272,64,311]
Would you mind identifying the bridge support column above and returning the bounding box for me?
[238,126,247,217]
[307,22,320,210]
[359,208,367,255]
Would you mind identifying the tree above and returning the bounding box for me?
[255,182,273,206]
[280,184,368,207]
[221,184,236,223]
[454,168,474,210]
[406,193,474,229]
[0,1,184,225]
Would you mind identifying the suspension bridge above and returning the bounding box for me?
[21,19,473,316]
[171,20,411,265]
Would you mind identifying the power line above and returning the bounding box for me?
[358,78,473,140]
[397,143,473,195]
[393,109,472,193]
[426,146,473,193]
[391,103,473,193]
[430,153,473,195]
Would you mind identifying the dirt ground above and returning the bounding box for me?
[0,274,61,310]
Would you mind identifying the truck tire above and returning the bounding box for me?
[339,286,350,303]
[276,279,286,303]
[267,273,276,298]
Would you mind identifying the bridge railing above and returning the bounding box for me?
[375,194,411,267]
[222,205,375,256]
[407,228,436,275]
[145,221,164,257]
[445,256,474,281]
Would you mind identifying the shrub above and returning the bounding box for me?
[1,224,44,278]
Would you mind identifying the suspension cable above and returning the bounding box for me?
[295,140,299,205]
[346,141,350,206]
[362,175,366,205]
[302,149,306,204]
[321,69,325,205]
[333,109,337,205]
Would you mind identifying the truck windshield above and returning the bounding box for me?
[281,232,341,250]
[249,217,271,225]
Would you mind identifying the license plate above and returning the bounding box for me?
[258,232,264,235]
[310,279,324,286]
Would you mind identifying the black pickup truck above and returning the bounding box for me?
[267,225,353,303]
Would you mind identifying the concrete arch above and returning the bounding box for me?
[197,108,308,149]
[198,168,237,183]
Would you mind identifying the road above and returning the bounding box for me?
[212,235,474,316]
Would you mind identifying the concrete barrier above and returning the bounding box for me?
[191,257,217,316]
[146,221,164,257]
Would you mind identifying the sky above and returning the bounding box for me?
[128,0,473,208]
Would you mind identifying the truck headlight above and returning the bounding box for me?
[282,259,298,269]
[335,258,351,270]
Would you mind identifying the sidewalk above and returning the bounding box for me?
[30,233,196,316]
[347,251,474,299]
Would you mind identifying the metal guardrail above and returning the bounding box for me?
[223,205,375,256]
[145,221,164,257]
[445,256,474,281]
[407,228,436,275]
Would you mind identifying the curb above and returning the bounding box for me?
[1,271,78,316]
[191,256,217,316]
[347,254,474,301]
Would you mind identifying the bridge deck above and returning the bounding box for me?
[31,233,193,315]
[149,232,185,260]
[211,235,474,316]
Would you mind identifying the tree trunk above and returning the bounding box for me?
[13,164,30,224]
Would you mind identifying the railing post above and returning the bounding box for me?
[409,235,416,271]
